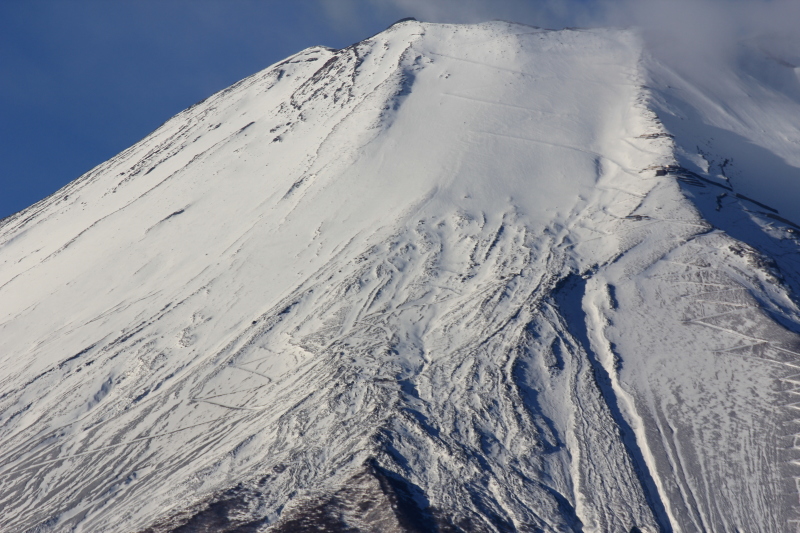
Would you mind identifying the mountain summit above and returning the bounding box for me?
[2,20,800,532]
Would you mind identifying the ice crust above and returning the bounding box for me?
[1,20,800,532]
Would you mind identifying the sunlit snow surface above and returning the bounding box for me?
[2,21,800,532]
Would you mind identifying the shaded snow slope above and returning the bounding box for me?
[1,20,799,532]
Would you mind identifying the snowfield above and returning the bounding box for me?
[1,20,800,532]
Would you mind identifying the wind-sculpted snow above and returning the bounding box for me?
[1,20,800,532]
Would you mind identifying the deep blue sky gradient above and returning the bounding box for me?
[0,1,598,218]
[0,1,402,218]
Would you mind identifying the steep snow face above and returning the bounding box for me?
[1,20,799,533]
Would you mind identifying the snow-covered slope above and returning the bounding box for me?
[1,20,799,532]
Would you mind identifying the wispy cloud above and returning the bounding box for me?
[315,0,598,30]
[602,0,800,74]
[349,0,800,37]
[317,0,800,87]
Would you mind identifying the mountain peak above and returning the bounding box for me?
[1,23,799,532]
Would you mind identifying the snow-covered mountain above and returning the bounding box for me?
[2,20,800,532]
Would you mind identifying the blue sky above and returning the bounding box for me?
[0,1,407,218]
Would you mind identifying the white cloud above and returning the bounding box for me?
[316,0,800,92]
